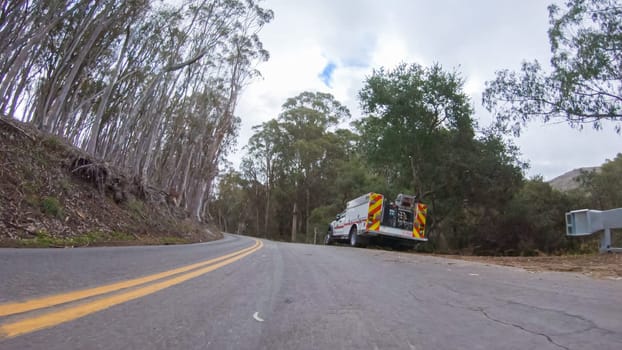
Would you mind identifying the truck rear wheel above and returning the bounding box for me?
[349,226,368,248]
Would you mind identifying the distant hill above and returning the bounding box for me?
[548,167,601,191]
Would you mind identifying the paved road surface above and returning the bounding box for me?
[1,234,620,349]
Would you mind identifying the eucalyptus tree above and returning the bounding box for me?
[483,0,622,134]
[244,119,281,237]
[235,92,353,240]
[274,92,351,240]
[0,0,273,223]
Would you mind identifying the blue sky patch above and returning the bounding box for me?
[319,62,337,87]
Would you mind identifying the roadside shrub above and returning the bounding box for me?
[41,196,63,218]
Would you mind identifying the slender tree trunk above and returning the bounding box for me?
[255,199,260,237]
[44,18,109,132]
[264,186,271,238]
[305,187,310,240]
[291,202,298,242]
[86,26,131,156]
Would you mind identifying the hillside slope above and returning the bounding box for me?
[0,117,221,247]
[548,166,600,191]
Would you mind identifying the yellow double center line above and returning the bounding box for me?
[0,239,263,339]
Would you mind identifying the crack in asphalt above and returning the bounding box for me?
[436,282,621,338]
[499,300,621,338]
[502,301,597,333]
[436,299,570,349]
[408,290,426,304]
[429,296,604,350]
[470,306,570,350]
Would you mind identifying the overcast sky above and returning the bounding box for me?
[234,0,621,180]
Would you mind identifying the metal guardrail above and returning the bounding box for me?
[566,208,622,253]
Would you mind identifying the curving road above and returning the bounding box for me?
[0,234,621,349]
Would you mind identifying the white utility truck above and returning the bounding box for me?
[325,192,428,247]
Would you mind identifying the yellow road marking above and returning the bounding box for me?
[0,240,262,339]
[0,240,260,317]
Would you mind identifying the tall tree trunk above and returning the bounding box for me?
[305,187,310,240]
[264,186,271,238]
[86,25,131,156]
[43,18,109,132]
[255,198,260,237]
[291,202,298,242]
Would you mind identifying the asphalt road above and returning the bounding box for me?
[0,234,620,350]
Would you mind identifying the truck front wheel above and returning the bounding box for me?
[325,228,334,245]
[349,227,358,247]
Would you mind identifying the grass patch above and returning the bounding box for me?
[109,231,135,241]
[19,230,137,247]
[31,148,49,166]
[34,230,57,246]
[19,230,66,247]
[59,178,72,194]
[21,181,40,194]
[41,135,67,153]
[41,196,63,218]
[82,230,136,242]
[24,194,40,208]
[126,198,145,219]
[158,236,189,245]
[16,231,187,247]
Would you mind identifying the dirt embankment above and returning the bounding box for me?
[0,116,221,247]
[442,253,622,279]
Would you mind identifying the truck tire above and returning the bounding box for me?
[349,226,369,248]
[349,227,358,247]
[349,226,365,247]
[325,228,334,245]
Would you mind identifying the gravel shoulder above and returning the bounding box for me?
[438,253,622,279]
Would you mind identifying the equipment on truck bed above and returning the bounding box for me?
[325,192,428,248]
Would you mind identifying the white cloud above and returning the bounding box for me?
[233,0,621,180]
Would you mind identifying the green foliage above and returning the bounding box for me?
[576,153,622,209]
[213,65,614,255]
[357,62,525,251]
[25,194,40,208]
[59,178,72,194]
[41,196,63,218]
[483,0,622,134]
[20,230,137,247]
[158,236,189,245]
[24,230,80,247]
[357,63,476,196]
[332,157,388,204]
[496,179,571,255]
[127,198,145,219]
[308,204,341,242]
[41,135,66,153]
[107,231,135,241]
[21,181,40,194]
[211,171,249,234]
[1,0,274,224]
[222,91,355,240]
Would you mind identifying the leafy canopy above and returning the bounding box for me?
[483,0,622,134]
[357,63,525,247]
[356,62,477,197]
